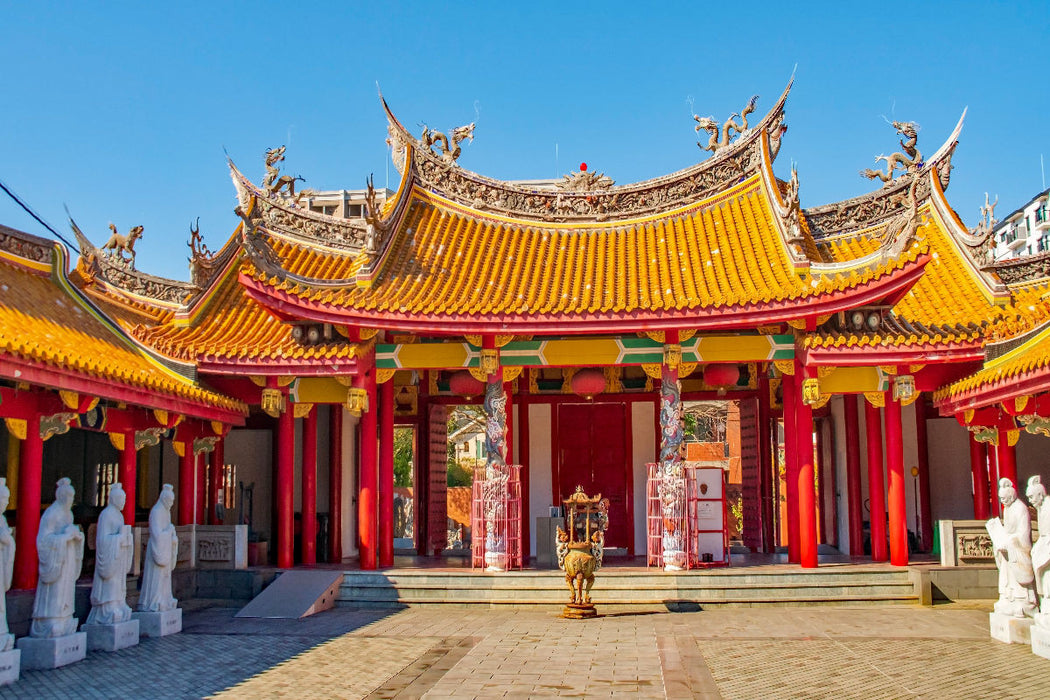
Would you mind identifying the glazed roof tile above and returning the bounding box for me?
[248,175,924,325]
[936,328,1050,403]
[0,249,245,414]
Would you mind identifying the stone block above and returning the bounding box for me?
[133,608,181,637]
[17,632,86,670]
[1032,624,1050,660]
[989,612,1033,644]
[0,648,19,686]
[82,619,139,652]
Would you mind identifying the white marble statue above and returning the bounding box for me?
[85,483,134,626]
[987,477,1037,618]
[30,478,85,638]
[1026,475,1050,627]
[138,484,179,612]
[0,479,14,651]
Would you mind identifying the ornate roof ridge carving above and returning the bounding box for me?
[229,162,368,252]
[69,217,199,306]
[803,110,966,238]
[992,250,1050,285]
[0,223,55,267]
[383,81,791,224]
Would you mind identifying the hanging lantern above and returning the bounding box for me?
[345,387,369,417]
[703,363,739,389]
[260,388,284,418]
[449,369,485,398]
[571,368,606,399]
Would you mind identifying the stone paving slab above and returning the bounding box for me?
[1,604,1048,699]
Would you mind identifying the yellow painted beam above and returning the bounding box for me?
[396,343,471,369]
[695,335,773,362]
[542,339,622,366]
[294,378,352,404]
[819,366,884,395]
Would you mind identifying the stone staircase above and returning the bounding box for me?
[337,567,921,611]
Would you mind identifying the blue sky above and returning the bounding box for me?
[1,2,1048,280]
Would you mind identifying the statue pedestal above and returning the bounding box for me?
[82,619,139,652]
[133,608,182,637]
[0,647,19,686]
[989,612,1033,644]
[1031,624,1050,660]
[17,632,86,670]
[562,603,597,619]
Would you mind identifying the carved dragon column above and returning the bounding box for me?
[480,336,510,572]
[658,332,687,571]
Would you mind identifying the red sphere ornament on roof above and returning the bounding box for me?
[570,368,606,399]
[448,370,485,398]
[580,162,587,172]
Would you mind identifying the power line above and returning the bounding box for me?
[0,176,82,255]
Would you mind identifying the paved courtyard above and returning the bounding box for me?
[3,603,1049,699]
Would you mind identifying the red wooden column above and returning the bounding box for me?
[13,412,43,590]
[195,447,207,525]
[795,364,817,569]
[884,389,908,566]
[328,405,344,563]
[276,400,295,569]
[119,431,137,525]
[378,380,395,568]
[844,395,864,556]
[178,446,196,525]
[864,399,888,561]
[301,405,318,565]
[995,433,1018,490]
[782,367,799,562]
[913,399,933,551]
[969,436,989,520]
[358,366,379,570]
[757,374,775,552]
[208,439,225,525]
[988,446,1000,516]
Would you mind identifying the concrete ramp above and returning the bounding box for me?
[236,570,343,619]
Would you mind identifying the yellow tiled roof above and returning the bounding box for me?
[135,256,359,366]
[936,328,1050,402]
[252,175,924,320]
[808,209,1042,349]
[0,255,245,414]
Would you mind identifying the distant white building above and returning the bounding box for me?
[300,187,394,219]
[991,187,1050,261]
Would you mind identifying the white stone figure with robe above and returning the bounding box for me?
[138,484,179,612]
[0,479,14,651]
[30,478,84,638]
[85,483,133,626]
[987,477,1037,618]
[1026,475,1050,627]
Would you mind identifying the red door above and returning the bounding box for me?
[557,403,630,550]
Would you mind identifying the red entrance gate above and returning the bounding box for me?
[556,403,631,551]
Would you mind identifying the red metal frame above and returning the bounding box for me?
[471,464,523,571]
[646,463,730,569]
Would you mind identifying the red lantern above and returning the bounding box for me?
[448,370,485,398]
[703,363,739,389]
[570,368,606,399]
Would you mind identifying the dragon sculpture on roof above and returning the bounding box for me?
[694,94,759,154]
[861,120,922,183]
[420,122,475,165]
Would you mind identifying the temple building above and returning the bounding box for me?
[3,81,1050,589]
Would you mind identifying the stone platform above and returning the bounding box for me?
[16,632,86,670]
[989,611,1033,644]
[0,649,18,686]
[133,608,181,637]
[83,618,139,651]
[1032,624,1050,659]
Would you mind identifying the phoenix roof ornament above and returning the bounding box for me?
[861,120,922,184]
[694,94,759,154]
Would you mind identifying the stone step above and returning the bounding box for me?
[335,568,920,609]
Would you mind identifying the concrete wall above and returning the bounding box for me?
[225,429,274,537]
[527,403,552,558]
[631,401,656,557]
[926,417,973,521]
[341,408,358,560]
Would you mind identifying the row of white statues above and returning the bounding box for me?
[987,475,1050,656]
[0,479,181,681]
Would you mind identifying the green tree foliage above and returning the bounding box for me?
[393,427,414,488]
